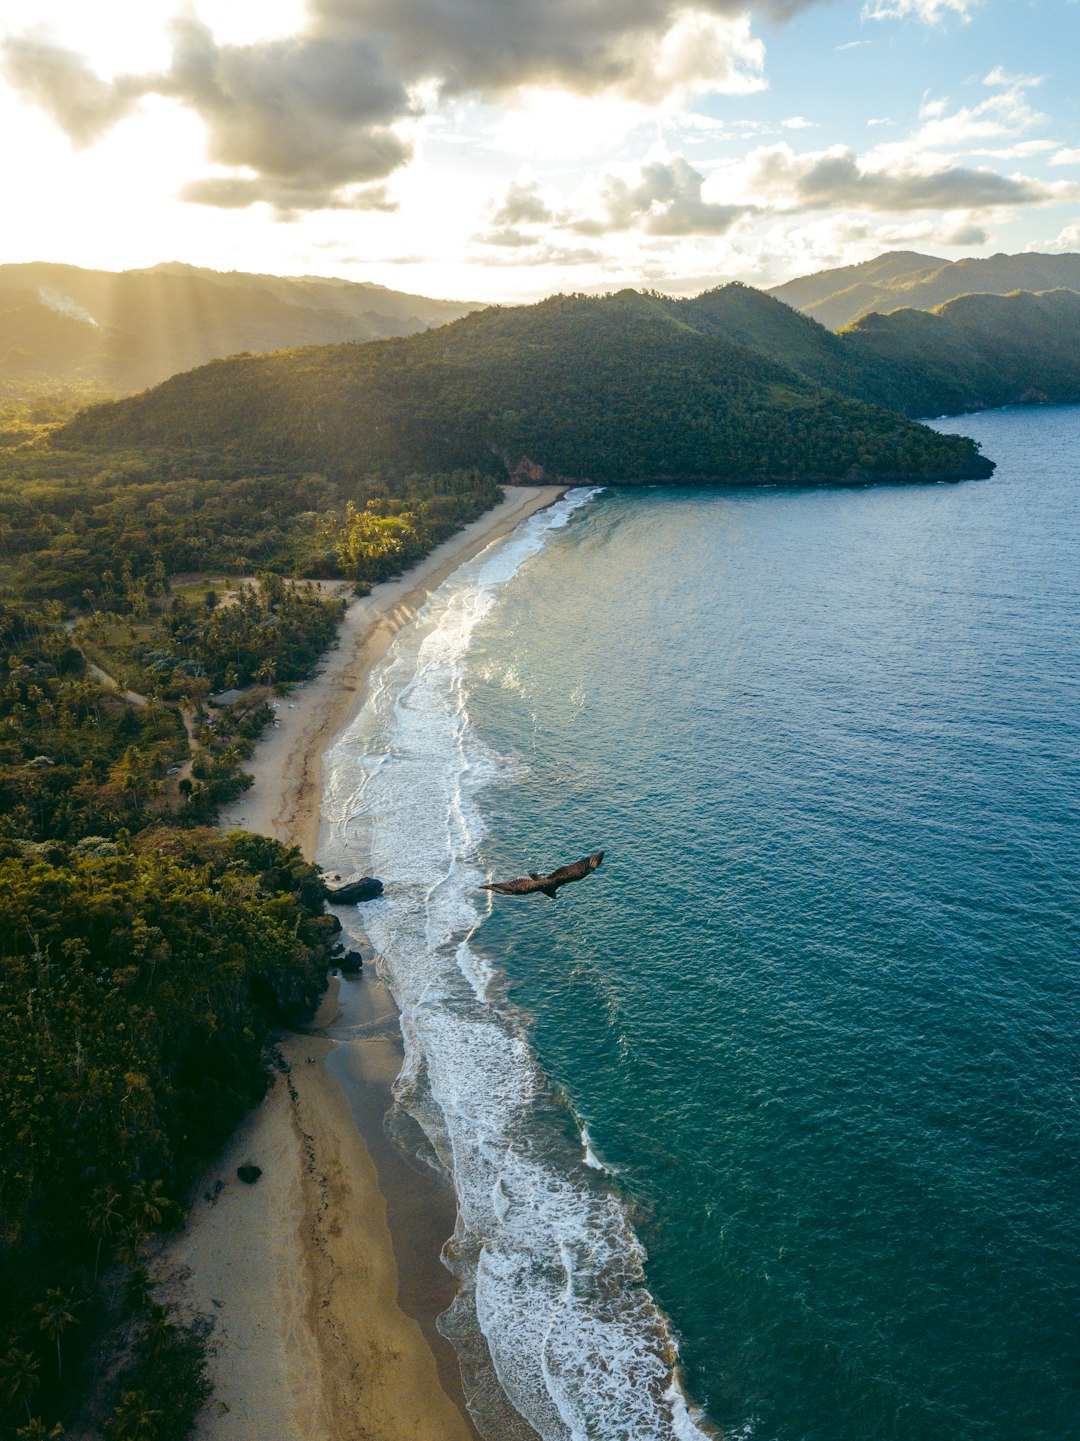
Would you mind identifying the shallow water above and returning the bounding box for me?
[324,405,1080,1441]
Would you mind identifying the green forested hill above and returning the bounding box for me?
[670,284,871,398]
[839,288,1080,414]
[669,282,1080,416]
[0,261,479,396]
[768,249,1080,329]
[56,289,991,484]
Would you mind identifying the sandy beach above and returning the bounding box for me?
[216,485,566,860]
[166,486,565,1441]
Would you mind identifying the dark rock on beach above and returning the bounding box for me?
[237,1164,262,1185]
[339,950,365,974]
[325,876,384,904]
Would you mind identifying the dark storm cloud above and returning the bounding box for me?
[163,15,411,188]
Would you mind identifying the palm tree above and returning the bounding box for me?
[109,1390,162,1441]
[0,1347,41,1422]
[141,1302,176,1357]
[84,1187,123,1278]
[15,1418,65,1438]
[116,1225,148,1270]
[34,1289,80,1380]
[188,674,210,718]
[127,1178,169,1233]
[125,1267,155,1314]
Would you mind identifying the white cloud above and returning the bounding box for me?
[984,66,1043,89]
[862,0,976,25]
[782,115,816,129]
[969,140,1057,159]
[905,74,1046,152]
[1036,218,1080,252]
[668,112,733,135]
[620,11,767,105]
[727,141,1080,214]
[1,2,773,215]
[1050,148,1080,166]
[571,154,752,236]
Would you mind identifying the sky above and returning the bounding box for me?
[2,0,1080,300]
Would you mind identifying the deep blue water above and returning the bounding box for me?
[459,407,1080,1440]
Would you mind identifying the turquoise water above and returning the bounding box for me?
[326,405,1079,1440]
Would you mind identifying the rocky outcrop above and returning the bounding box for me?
[324,876,384,904]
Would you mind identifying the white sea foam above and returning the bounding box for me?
[322,488,711,1441]
[580,1126,607,1172]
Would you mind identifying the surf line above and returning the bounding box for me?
[322,488,714,1440]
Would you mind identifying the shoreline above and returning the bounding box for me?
[216,484,567,861]
[166,485,567,1441]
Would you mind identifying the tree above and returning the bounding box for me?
[85,1187,123,1278]
[34,1289,81,1380]
[141,1303,177,1357]
[127,1179,171,1233]
[0,1348,41,1422]
[107,1389,162,1441]
[15,1418,65,1438]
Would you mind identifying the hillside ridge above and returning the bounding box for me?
[0,261,480,396]
[768,249,1080,328]
[55,287,991,486]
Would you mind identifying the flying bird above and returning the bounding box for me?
[482,850,604,900]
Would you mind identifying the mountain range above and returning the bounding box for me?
[0,262,479,395]
[16,247,1080,489]
[678,282,1080,416]
[768,249,1080,329]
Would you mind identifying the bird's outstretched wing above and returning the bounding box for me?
[482,851,604,900]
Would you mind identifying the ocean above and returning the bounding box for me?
[322,404,1080,1441]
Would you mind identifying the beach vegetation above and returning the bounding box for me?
[0,830,333,1439]
[0,392,503,1436]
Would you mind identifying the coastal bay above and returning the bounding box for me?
[459,407,1080,1440]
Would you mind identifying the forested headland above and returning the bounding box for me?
[56,289,994,485]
